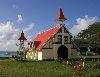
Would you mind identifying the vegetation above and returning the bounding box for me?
[0,59,100,77]
[0,59,70,77]
[74,22,100,54]
[14,51,25,61]
[82,61,100,77]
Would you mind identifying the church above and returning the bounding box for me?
[24,8,78,60]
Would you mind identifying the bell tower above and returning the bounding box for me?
[17,30,27,60]
[18,30,27,51]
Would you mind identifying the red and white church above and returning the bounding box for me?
[18,8,78,61]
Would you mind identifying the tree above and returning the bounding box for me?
[74,22,100,54]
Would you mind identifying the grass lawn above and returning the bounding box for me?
[0,59,100,77]
[0,59,70,77]
[84,61,100,77]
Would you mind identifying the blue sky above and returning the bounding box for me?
[0,0,99,51]
[0,0,100,28]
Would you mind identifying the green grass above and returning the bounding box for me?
[0,59,70,77]
[0,59,100,77]
[70,61,100,77]
[84,61,100,77]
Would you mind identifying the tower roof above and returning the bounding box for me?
[56,8,67,22]
[18,30,27,40]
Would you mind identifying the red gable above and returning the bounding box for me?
[33,24,61,51]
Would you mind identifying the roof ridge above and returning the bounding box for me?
[38,24,61,35]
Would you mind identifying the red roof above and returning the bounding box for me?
[33,24,61,51]
[56,8,67,21]
[18,31,27,40]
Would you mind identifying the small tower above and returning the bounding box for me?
[18,30,27,51]
[17,30,27,60]
[56,8,67,24]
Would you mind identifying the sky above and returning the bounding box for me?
[0,0,99,51]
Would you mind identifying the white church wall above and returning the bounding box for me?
[38,52,42,60]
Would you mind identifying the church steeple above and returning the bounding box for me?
[56,8,67,22]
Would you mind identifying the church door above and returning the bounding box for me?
[57,45,68,60]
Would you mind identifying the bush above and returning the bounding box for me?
[95,63,100,69]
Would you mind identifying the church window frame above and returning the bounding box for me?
[64,36,68,43]
[58,35,62,42]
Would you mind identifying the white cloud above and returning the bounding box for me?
[69,15,98,36]
[17,15,23,23]
[23,23,35,32]
[0,21,34,51]
[0,21,19,51]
